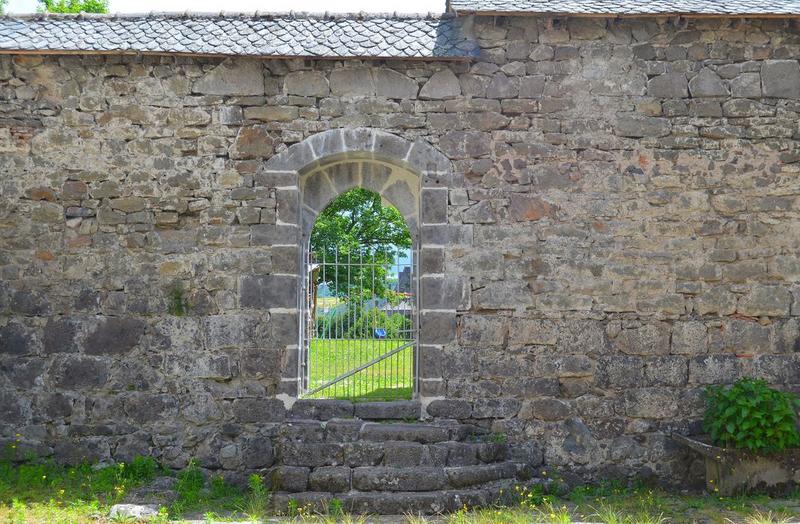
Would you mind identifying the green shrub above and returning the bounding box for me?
[704,378,800,452]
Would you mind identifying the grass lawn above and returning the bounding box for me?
[2,455,800,523]
[306,338,413,401]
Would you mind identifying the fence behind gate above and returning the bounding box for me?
[300,245,418,401]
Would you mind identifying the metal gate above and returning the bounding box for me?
[299,243,418,400]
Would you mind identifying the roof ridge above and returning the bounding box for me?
[0,10,455,20]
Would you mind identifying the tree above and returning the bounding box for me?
[310,187,412,300]
[0,0,7,15]
[38,0,108,13]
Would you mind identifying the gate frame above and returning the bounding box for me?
[262,128,461,405]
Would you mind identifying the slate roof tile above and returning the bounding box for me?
[449,0,800,15]
[0,12,479,59]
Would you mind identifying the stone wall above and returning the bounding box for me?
[1,15,799,485]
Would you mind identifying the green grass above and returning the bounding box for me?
[3,453,800,523]
[306,338,413,401]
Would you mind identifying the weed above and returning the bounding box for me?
[733,509,794,524]
[329,497,344,517]
[287,498,299,517]
[238,473,270,520]
[167,281,188,316]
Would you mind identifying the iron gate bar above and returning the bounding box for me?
[303,340,416,397]
[300,238,417,400]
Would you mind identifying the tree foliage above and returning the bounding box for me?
[38,0,108,13]
[310,187,411,300]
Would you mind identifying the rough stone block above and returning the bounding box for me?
[426,399,472,419]
[352,466,447,491]
[615,114,671,137]
[193,59,264,96]
[737,286,791,317]
[445,462,516,488]
[232,398,286,423]
[383,442,424,467]
[308,466,351,493]
[689,355,740,385]
[360,423,450,443]
[419,69,461,99]
[330,68,375,96]
[421,188,448,224]
[688,68,728,98]
[269,466,309,492]
[278,442,344,467]
[647,72,688,98]
[0,321,30,356]
[420,275,469,310]
[290,399,354,420]
[762,60,800,98]
[284,71,329,97]
[373,69,418,99]
[239,274,297,309]
[84,318,145,355]
[420,311,456,345]
[612,323,670,356]
[354,401,420,420]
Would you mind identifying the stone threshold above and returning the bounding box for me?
[289,399,421,421]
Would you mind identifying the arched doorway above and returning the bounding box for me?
[263,128,456,402]
[302,187,416,400]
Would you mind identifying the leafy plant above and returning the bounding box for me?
[704,378,800,452]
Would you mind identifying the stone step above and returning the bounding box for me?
[271,480,513,515]
[289,400,421,421]
[268,461,520,493]
[277,418,491,444]
[275,439,507,467]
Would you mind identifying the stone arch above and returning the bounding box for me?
[263,128,459,402]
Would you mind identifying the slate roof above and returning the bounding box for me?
[448,0,800,16]
[0,13,478,59]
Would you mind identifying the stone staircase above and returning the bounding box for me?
[266,400,525,515]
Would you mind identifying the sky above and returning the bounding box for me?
[6,0,444,14]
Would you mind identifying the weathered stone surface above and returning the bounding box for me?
[688,68,728,98]
[309,466,351,492]
[426,399,472,419]
[85,318,145,355]
[737,286,791,316]
[352,467,447,491]
[761,60,800,98]
[615,114,671,137]
[230,125,274,159]
[232,398,286,423]
[354,401,420,420]
[508,194,556,221]
[194,59,264,95]
[373,69,418,99]
[647,73,688,98]
[330,68,374,96]
[419,69,461,99]
[284,71,329,97]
